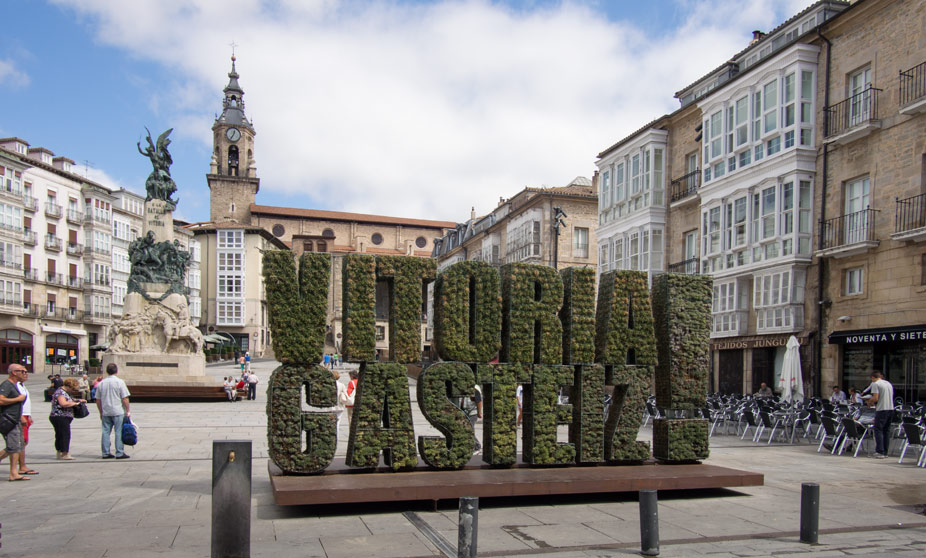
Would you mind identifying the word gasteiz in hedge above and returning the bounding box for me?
[264,252,711,474]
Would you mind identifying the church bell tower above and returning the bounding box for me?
[207,54,259,223]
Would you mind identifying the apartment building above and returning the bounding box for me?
[812,0,926,404]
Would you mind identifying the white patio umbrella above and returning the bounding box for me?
[779,335,804,403]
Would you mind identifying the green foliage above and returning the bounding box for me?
[342,254,377,362]
[570,364,605,463]
[476,363,533,466]
[434,261,502,363]
[262,250,331,365]
[500,263,563,364]
[651,273,712,410]
[266,364,338,474]
[559,267,596,365]
[88,358,101,367]
[346,362,418,470]
[654,419,710,462]
[416,362,476,469]
[604,365,652,461]
[522,365,575,465]
[595,270,657,366]
[376,256,437,363]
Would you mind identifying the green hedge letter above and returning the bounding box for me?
[342,254,377,362]
[596,270,656,461]
[522,365,575,465]
[476,363,532,466]
[651,273,712,462]
[560,267,596,365]
[266,364,338,473]
[376,256,437,363]
[416,362,476,469]
[346,362,418,471]
[501,263,563,365]
[262,251,330,364]
[434,261,501,363]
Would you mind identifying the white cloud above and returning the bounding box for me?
[0,58,30,88]
[50,0,813,221]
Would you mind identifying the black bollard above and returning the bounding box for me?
[800,482,819,544]
[458,497,478,558]
[639,489,659,556]
[212,440,252,558]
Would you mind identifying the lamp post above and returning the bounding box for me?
[552,206,567,269]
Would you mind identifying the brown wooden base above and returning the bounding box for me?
[269,459,763,506]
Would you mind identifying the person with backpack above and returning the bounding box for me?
[345,371,358,425]
[96,363,131,459]
[334,370,348,441]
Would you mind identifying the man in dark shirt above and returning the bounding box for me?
[0,364,29,481]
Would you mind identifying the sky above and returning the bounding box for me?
[0,0,816,224]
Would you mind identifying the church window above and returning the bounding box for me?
[371,233,383,245]
[416,236,427,248]
[322,228,335,238]
[271,224,284,237]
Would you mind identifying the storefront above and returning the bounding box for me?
[711,335,811,395]
[830,324,926,405]
[0,329,34,372]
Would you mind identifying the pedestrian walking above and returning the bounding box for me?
[244,351,251,371]
[0,364,30,481]
[867,370,894,459]
[16,369,38,475]
[247,370,259,400]
[96,363,131,459]
[50,378,85,460]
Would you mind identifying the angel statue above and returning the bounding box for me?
[137,127,179,208]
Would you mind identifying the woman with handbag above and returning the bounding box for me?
[49,378,86,460]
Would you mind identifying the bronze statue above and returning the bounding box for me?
[137,128,179,208]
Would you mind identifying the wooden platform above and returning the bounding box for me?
[127,385,246,401]
[269,459,763,506]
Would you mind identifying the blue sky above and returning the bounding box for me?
[0,0,812,224]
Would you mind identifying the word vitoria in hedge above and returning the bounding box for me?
[262,251,712,473]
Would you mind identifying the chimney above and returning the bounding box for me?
[750,30,765,45]
[498,197,506,207]
[470,206,475,220]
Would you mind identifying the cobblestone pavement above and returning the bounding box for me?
[1,358,924,557]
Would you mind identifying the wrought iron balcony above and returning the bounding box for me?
[66,243,84,257]
[45,202,62,218]
[900,61,926,114]
[22,229,36,246]
[67,276,83,289]
[67,308,85,322]
[22,195,37,212]
[825,86,881,143]
[84,212,112,226]
[44,307,70,321]
[666,258,700,274]
[22,304,39,317]
[46,272,66,286]
[669,169,700,203]
[44,235,62,251]
[892,192,926,241]
[66,209,83,224]
[819,208,879,256]
[23,268,40,282]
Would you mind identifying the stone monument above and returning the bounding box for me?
[102,129,209,388]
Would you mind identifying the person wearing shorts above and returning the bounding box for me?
[0,364,29,481]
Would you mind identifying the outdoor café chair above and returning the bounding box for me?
[741,410,760,441]
[898,423,926,465]
[818,416,841,454]
[756,410,787,444]
[837,417,872,458]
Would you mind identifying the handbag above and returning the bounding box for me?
[0,413,18,436]
[73,401,90,419]
[122,416,138,446]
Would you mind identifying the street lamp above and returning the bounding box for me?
[552,206,567,269]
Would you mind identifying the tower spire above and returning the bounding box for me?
[216,48,250,129]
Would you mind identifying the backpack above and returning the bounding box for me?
[122,417,138,446]
[337,382,349,406]
[346,379,357,406]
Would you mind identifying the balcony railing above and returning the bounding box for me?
[821,208,877,250]
[666,258,700,274]
[84,277,112,288]
[66,243,84,257]
[22,195,37,211]
[895,193,926,234]
[44,308,71,321]
[900,61,926,107]
[0,186,22,201]
[91,246,112,256]
[23,268,40,282]
[67,309,85,321]
[0,221,22,235]
[22,304,39,317]
[0,259,22,272]
[84,212,112,226]
[67,276,83,289]
[45,202,62,218]
[669,169,701,203]
[85,310,111,322]
[44,235,62,251]
[66,209,83,224]
[0,295,22,308]
[825,86,881,138]
[46,272,66,286]
[22,229,36,245]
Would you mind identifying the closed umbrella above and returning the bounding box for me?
[779,335,804,403]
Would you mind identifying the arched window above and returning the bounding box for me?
[228,145,239,176]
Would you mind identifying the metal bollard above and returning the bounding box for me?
[212,440,252,558]
[639,489,659,556]
[458,496,479,558]
[800,482,819,544]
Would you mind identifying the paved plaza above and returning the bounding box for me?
[1,358,924,557]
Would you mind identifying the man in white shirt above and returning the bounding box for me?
[95,363,131,459]
[830,386,847,403]
[867,370,894,459]
[15,371,38,476]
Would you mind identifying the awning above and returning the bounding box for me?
[89,342,110,350]
[828,324,926,345]
[203,333,227,344]
[40,325,87,336]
